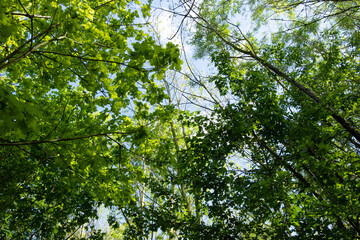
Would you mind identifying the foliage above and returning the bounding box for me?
[181,0,360,238]
[0,0,181,238]
[2,0,360,239]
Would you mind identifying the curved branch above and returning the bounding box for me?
[190,10,360,143]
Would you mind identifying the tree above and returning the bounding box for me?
[0,0,181,238]
[2,0,360,238]
[175,0,360,238]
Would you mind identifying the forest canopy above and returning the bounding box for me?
[1,0,360,239]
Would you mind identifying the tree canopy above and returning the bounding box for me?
[1,0,360,239]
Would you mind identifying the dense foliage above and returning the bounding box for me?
[184,0,360,238]
[0,0,181,238]
[1,0,360,239]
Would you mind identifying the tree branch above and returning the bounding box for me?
[11,12,51,19]
[0,35,66,71]
[0,132,127,146]
[0,23,59,67]
[191,10,360,143]
[33,50,152,72]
